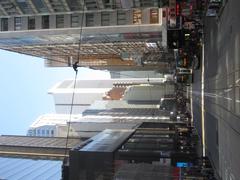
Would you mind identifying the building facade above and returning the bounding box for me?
[27,78,171,138]
[0,0,172,71]
[48,78,167,114]
[27,114,81,137]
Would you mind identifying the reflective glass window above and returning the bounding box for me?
[42,15,49,29]
[16,0,34,14]
[66,0,83,11]
[1,18,8,31]
[0,157,62,179]
[32,0,49,13]
[86,13,94,27]
[56,15,64,28]
[28,16,35,30]
[71,14,80,27]
[117,11,126,25]
[101,12,110,26]
[14,17,22,31]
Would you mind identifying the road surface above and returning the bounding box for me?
[192,0,240,179]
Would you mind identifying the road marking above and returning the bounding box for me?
[201,42,206,157]
[223,97,232,101]
[235,78,240,85]
[190,85,194,125]
[224,88,232,93]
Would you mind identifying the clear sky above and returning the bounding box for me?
[0,49,110,135]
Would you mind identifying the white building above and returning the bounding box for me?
[123,83,175,102]
[27,114,82,137]
[48,78,166,114]
[28,78,171,137]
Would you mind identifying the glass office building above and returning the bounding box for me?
[0,157,62,180]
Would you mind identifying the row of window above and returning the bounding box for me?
[0,15,59,31]
[27,129,55,137]
[36,129,54,136]
[0,9,160,31]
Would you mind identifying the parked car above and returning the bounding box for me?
[206,0,222,17]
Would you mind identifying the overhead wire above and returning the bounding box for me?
[63,70,78,156]
[64,1,86,157]
[41,2,86,67]
[42,54,161,80]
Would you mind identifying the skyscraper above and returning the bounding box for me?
[0,0,172,71]
[48,78,166,113]
[27,78,170,138]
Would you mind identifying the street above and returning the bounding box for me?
[192,0,240,179]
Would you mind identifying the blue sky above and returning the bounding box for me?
[0,49,110,135]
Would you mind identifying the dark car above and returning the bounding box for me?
[206,0,222,17]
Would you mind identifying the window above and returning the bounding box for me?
[150,9,159,24]
[56,15,64,28]
[71,14,79,27]
[37,129,40,135]
[16,0,34,14]
[117,11,126,25]
[133,0,158,7]
[49,0,65,12]
[67,0,83,11]
[103,0,112,8]
[14,17,22,31]
[42,129,45,136]
[46,130,49,136]
[101,12,110,26]
[1,18,8,31]
[27,130,32,136]
[51,130,54,136]
[86,13,94,27]
[32,0,48,13]
[42,15,49,29]
[28,16,35,30]
[133,9,142,24]
[85,1,97,10]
